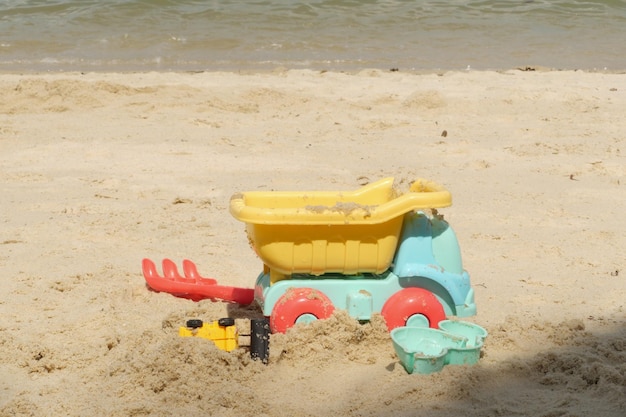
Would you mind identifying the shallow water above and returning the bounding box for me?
[1,0,625,72]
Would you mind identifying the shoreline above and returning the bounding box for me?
[2,65,626,76]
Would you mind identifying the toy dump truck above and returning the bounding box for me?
[231,177,476,333]
[143,177,476,334]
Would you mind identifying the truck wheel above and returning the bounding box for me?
[381,287,446,331]
[186,319,204,329]
[218,317,235,327]
[270,288,335,333]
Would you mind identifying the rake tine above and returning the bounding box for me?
[162,258,183,280]
[141,258,161,280]
[183,259,217,285]
[182,259,200,279]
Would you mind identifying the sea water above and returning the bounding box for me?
[1,0,625,72]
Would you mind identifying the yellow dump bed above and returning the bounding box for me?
[229,178,451,282]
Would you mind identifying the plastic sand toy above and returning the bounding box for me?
[143,177,477,334]
[179,318,270,363]
[142,258,254,304]
[179,318,239,352]
[391,320,488,374]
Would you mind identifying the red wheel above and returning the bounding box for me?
[270,288,335,333]
[381,287,446,331]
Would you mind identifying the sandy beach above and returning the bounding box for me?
[1,69,624,416]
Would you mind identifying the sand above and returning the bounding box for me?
[0,69,624,416]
